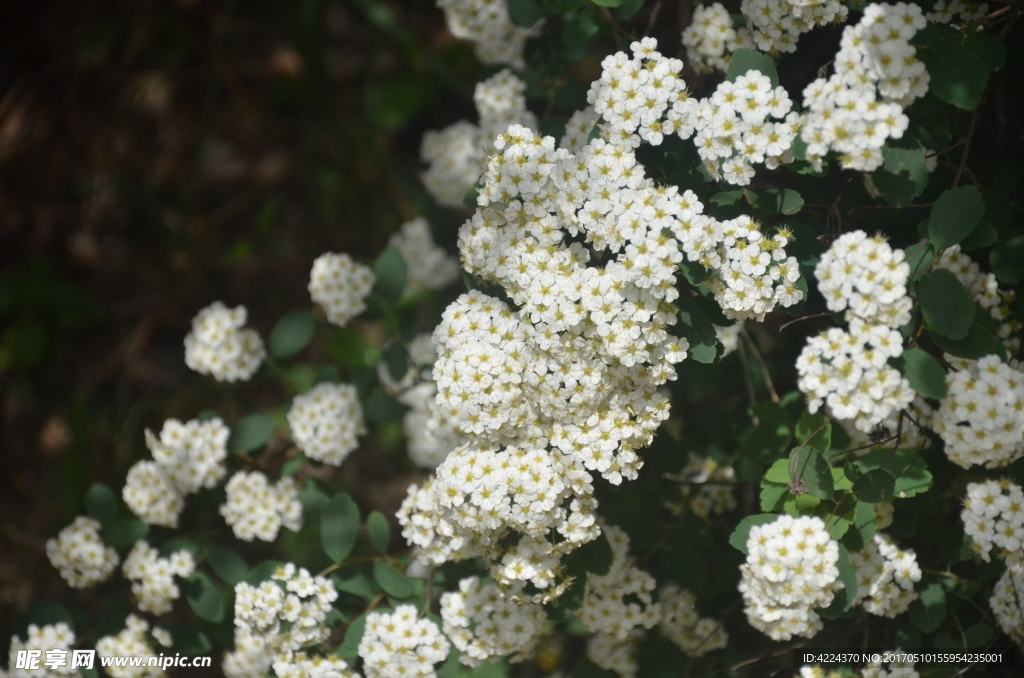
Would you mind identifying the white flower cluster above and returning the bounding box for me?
[815,231,913,328]
[587,39,697,147]
[740,0,848,55]
[436,0,538,68]
[440,576,547,666]
[124,416,229,527]
[122,541,195,615]
[848,532,921,617]
[287,383,365,466]
[233,565,337,654]
[586,632,641,678]
[682,4,746,73]
[797,319,914,432]
[452,126,692,481]
[378,333,468,469]
[875,501,895,531]
[46,516,119,589]
[387,217,460,292]
[935,355,1024,468]
[666,455,737,519]
[96,615,163,678]
[927,0,988,24]
[862,651,919,678]
[936,245,1021,353]
[581,525,660,640]
[220,471,303,541]
[715,322,742,356]
[421,70,537,208]
[559,106,599,155]
[398,443,598,592]
[990,562,1024,648]
[693,71,799,185]
[582,526,660,677]
[5,623,79,678]
[739,515,843,640]
[657,583,728,657]
[402,382,468,469]
[684,215,804,321]
[800,3,928,172]
[184,302,265,381]
[272,654,359,678]
[309,253,375,328]
[358,604,450,678]
[961,479,1024,563]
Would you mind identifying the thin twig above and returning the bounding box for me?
[779,312,833,332]
[953,106,982,188]
[737,338,757,409]
[740,328,779,403]
[644,0,663,35]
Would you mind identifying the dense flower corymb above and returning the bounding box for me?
[184,301,265,381]
[287,382,365,466]
[358,604,450,678]
[46,515,119,589]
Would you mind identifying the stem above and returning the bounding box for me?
[952,106,981,188]
[779,312,833,332]
[740,329,779,403]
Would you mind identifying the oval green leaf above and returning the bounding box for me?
[322,493,360,564]
[185,571,224,623]
[373,561,413,598]
[367,511,390,555]
[853,468,896,503]
[918,268,976,340]
[269,309,316,360]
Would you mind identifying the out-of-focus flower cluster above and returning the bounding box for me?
[124,416,228,527]
[185,302,265,382]
[849,533,921,617]
[288,382,365,466]
[123,541,195,615]
[46,516,119,589]
[309,253,375,328]
[220,471,303,542]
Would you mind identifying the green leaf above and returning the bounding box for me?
[101,517,148,548]
[23,600,74,630]
[791,446,833,500]
[906,240,935,277]
[909,581,947,633]
[918,268,976,340]
[185,571,224,623]
[572,656,619,678]
[463,183,480,209]
[373,561,413,598]
[590,0,623,5]
[817,546,857,618]
[899,347,948,400]
[508,0,543,27]
[872,141,929,207]
[795,411,831,454]
[928,186,985,252]
[322,493,360,564]
[168,625,211,655]
[676,297,719,363]
[268,309,316,360]
[916,25,989,110]
[760,482,788,512]
[160,537,200,558]
[567,532,613,577]
[729,514,779,554]
[206,545,248,586]
[853,469,896,503]
[932,323,1007,362]
[854,449,932,498]
[842,500,877,552]
[991,234,1024,283]
[760,188,804,215]
[229,414,276,454]
[244,560,284,586]
[959,221,998,251]
[364,387,406,423]
[333,572,379,600]
[725,49,779,88]
[383,342,409,382]
[339,613,367,658]
[966,623,995,648]
[367,511,390,554]
[84,482,117,526]
[965,32,1006,71]
[373,247,408,303]
[614,0,644,18]
[763,459,791,484]
[562,13,599,46]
